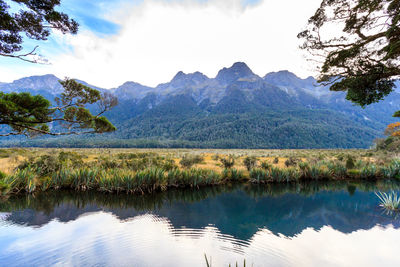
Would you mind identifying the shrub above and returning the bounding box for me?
[58,151,85,167]
[18,155,62,176]
[5,168,37,193]
[222,168,245,181]
[347,169,361,179]
[250,168,269,183]
[360,165,378,180]
[380,160,400,179]
[161,158,177,171]
[0,149,10,159]
[337,154,345,161]
[243,156,257,171]
[98,157,119,169]
[0,180,10,196]
[273,157,279,164]
[346,156,355,169]
[179,155,204,169]
[284,157,299,167]
[220,155,235,169]
[298,162,310,178]
[260,161,272,170]
[325,161,347,179]
[211,154,220,161]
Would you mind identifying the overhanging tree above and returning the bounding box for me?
[298,0,399,108]
[0,0,117,136]
[0,79,117,136]
[1,0,78,63]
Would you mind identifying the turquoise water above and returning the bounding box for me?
[1,182,400,266]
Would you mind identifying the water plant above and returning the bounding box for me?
[380,160,400,179]
[375,191,400,211]
[4,168,37,193]
[0,181,10,195]
[222,168,245,181]
[204,253,247,267]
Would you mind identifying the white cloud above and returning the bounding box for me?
[3,0,323,88]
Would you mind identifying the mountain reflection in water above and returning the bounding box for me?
[1,181,400,266]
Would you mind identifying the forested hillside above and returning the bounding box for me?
[1,62,399,148]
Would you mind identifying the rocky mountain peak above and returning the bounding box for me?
[216,62,258,85]
[0,74,63,94]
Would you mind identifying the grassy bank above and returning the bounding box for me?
[1,148,400,196]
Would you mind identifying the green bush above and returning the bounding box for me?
[0,180,10,196]
[0,170,6,180]
[179,155,204,169]
[58,151,85,167]
[220,155,235,169]
[243,156,257,171]
[17,155,62,176]
[161,158,177,171]
[346,156,355,169]
[347,169,361,179]
[284,157,299,167]
[261,161,272,170]
[222,168,245,181]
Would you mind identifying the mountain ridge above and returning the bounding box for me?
[1,62,399,148]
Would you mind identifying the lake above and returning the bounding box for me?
[1,181,400,266]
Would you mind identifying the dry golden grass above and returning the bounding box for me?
[0,147,391,175]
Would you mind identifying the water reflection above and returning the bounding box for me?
[1,181,400,266]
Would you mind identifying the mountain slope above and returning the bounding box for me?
[0,62,398,148]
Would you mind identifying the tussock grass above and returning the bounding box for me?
[1,148,400,196]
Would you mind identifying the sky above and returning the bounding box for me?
[0,0,323,88]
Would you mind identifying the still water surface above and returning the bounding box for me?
[1,182,400,266]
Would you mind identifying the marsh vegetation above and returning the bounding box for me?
[0,148,400,197]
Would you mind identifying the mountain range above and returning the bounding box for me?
[1,62,399,148]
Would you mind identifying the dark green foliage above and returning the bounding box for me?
[0,92,51,136]
[273,157,279,164]
[0,170,5,180]
[337,154,345,161]
[284,157,300,167]
[261,161,272,170]
[0,179,10,195]
[347,184,357,195]
[0,78,117,136]
[222,168,246,181]
[299,0,400,116]
[58,151,85,167]
[375,136,400,152]
[0,0,78,62]
[0,104,382,148]
[98,157,119,169]
[220,155,235,169]
[17,152,86,176]
[179,155,204,169]
[17,154,61,176]
[346,156,355,169]
[243,156,257,171]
